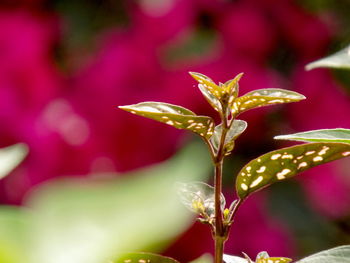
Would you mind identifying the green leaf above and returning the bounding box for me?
[119,102,215,139]
[223,73,243,104]
[231,89,305,116]
[189,254,212,263]
[210,120,247,154]
[197,83,222,112]
[113,253,179,263]
[275,128,350,144]
[256,257,292,263]
[27,143,211,263]
[189,72,223,99]
[255,251,292,263]
[0,143,28,179]
[0,206,29,263]
[177,182,225,219]
[295,245,350,263]
[236,142,350,199]
[306,45,350,70]
[223,254,248,263]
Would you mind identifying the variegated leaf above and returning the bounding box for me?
[113,253,179,263]
[210,120,247,154]
[198,83,222,112]
[255,251,292,263]
[275,128,350,144]
[177,182,225,218]
[236,142,350,199]
[256,257,292,263]
[189,72,223,99]
[231,89,305,116]
[119,102,215,139]
[222,73,244,107]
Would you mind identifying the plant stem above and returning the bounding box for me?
[214,235,225,263]
[214,160,224,236]
[214,108,230,263]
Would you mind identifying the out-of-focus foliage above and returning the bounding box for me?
[0,144,28,180]
[295,245,350,263]
[306,45,350,70]
[0,143,210,263]
[275,128,350,143]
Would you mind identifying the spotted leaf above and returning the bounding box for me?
[275,128,350,144]
[198,83,222,112]
[119,102,215,139]
[189,72,223,99]
[256,257,292,263]
[306,45,350,70]
[177,182,225,218]
[236,142,350,199]
[114,253,179,263]
[210,120,247,154]
[223,73,243,100]
[255,251,292,263]
[231,89,305,116]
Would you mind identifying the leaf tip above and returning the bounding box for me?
[118,105,130,111]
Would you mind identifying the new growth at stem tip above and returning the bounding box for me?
[119,71,350,263]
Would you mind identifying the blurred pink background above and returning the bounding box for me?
[0,0,349,262]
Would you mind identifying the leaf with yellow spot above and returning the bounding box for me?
[231,89,305,117]
[275,128,350,144]
[255,251,292,263]
[177,182,225,218]
[189,72,223,100]
[119,102,215,139]
[236,142,350,199]
[256,257,292,263]
[197,81,222,112]
[222,73,244,107]
[210,120,247,155]
[113,253,179,263]
[189,72,244,113]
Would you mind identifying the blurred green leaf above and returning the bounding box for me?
[119,102,214,139]
[236,142,350,199]
[306,45,350,70]
[27,143,211,263]
[231,89,305,117]
[189,254,213,263]
[177,182,225,219]
[210,120,247,155]
[113,253,179,263]
[295,245,350,263]
[0,206,29,263]
[275,128,350,144]
[0,144,28,179]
